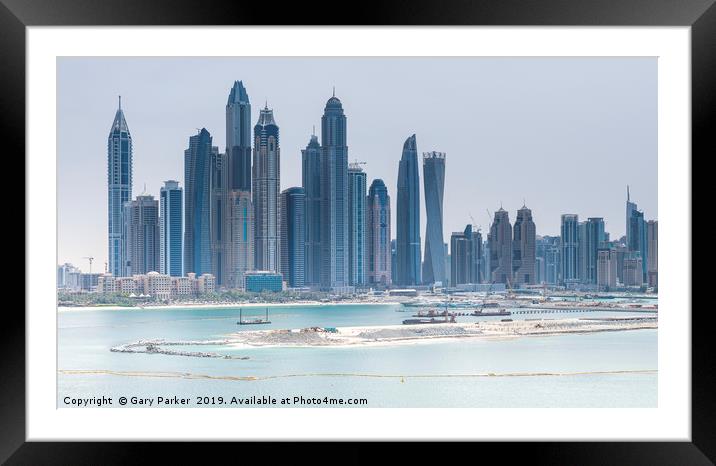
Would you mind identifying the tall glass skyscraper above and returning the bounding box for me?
[280,187,306,288]
[450,224,482,286]
[422,151,446,285]
[160,180,183,277]
[488,208,512,284]
[584,217,605,284]
[223,81,254,287]
[107,97,132,276]
[253,105,280,272]
[122,194,159,276]
[184,128,214,276]
[366,179,391,286]
[302,133,322,287]
[320,93,349,290]
[561,214,579,284]
[512,205,536,285]
[226,81,252,192]
[396,134,421,287]
[628,209,648,282]
[626,185,637,246]
[348,163,367,286]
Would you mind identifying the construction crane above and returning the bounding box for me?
[82,256,94,275]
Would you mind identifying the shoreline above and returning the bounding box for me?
[58,301,402,312]
[224,317,658,349]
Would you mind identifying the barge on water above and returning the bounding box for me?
[403,315,456,325]
[237,308,272,325]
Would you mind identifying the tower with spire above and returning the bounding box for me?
[302,130,322,286]
[319,91,349,290]
[222,81,254,287]
[107,96,132,276]
[252,104,280,273]
[396,134,421,286]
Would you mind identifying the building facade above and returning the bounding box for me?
[160,180,183,277]
[184,128,214,276]
[280,187,306,288]
[597,248,618,290]
[320,94,349,290]
[122,194,160,276]
[488,208,512,284]
[647,220,658,288]
[347,164,367,286]
[584,217,606,284]
[512,205,536,286]
[107,97,133,276]
[244,271,283,293]
[395,134,421,286]
[628,209,648,283]
[302,133,322,287]
[253,105,281,273]
[422,151,446,286]
[366,179,392,286]
[561,214,579,284]
[222,81,254,288]
[451,224,482,286]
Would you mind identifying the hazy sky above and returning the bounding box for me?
[57,57,657,271]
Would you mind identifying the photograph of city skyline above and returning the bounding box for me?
[57,57,657,408]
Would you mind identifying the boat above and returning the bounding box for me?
[412,309,455,318]
[402,315,456,325]
[237,308,272,325]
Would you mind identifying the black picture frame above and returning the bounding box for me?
[4,0,712,463]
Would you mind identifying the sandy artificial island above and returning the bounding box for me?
[225,316,657,348]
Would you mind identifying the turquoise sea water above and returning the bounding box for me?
[58,304,657,408]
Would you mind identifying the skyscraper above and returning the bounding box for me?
[253,105,280,272]
[107,97,132,276]
[512,205,536,285]
[348,163,367,286]
[223,81,254,288]
[584,217,606,284]
[226,81,252,192]
[184,128,214,276]
[390,239,397,285]
[122,194,160,276]
[488,208,512,284]
[597,248,618,290]
[320,93,349,290]
[628,209,648,282]
[280,187,306,288]
[451,224,482,286]
[422,151,446,285]
[226,190,253,288]
[396,134,421,286]
[626,185,637,246]
[210,146,225,284]
[647,219,658,288]
[302,133,322,287]
[561,214,579,284]
[366,179,391,286]
[160,180,183,277]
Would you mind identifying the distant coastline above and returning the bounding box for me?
[57,300,402,312]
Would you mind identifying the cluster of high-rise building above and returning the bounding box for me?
[536,187,657,290]
[60,81,658,296]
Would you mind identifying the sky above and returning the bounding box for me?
[57,57,657,272]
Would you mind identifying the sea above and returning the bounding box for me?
[58,302,657,408]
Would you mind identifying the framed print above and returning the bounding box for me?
[5,0,714,462]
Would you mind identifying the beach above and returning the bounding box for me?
[192,316,657,349]
[57,300,401,312]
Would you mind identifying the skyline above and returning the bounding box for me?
[58,57,657,270]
